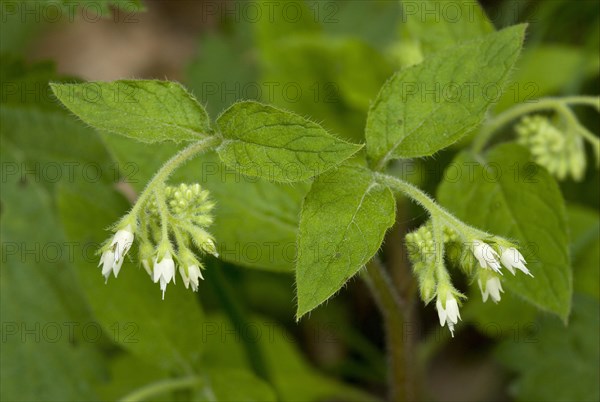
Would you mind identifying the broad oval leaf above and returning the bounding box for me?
[366,24,526,169]
[296,165,396,318]
[1,148,100,401]
[50,80,211,143]
[399,0,494,59]
[567,205,600,299]
[437,143,572,320]
[496,295,599,402]
[216,101,362,183]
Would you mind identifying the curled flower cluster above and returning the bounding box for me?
[515,114,586,181]
[99,183,217,299]
[406,221,533,336]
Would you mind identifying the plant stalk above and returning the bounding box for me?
[364,258,417,401]
[119,376,201,402]
[127,136,221,219]
[471,96,599,153]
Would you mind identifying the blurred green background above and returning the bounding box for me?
[1,1,599,401]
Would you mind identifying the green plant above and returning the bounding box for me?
[48,20,599,400]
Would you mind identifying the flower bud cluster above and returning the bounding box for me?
[99,183,217,299]
[145,183,217,257]
[405,222,457,303]
[149,183,214,227]
[516,114,586,181]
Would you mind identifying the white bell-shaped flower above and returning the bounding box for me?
[179,264,204,292]
[500,247,533,277]
[99,249,116,282]
[153,251,176,300]
[472,240,502,273]
[111,224,134,264]
[478,276,504,303]
[99,224,134,281]
[436,291,461,337]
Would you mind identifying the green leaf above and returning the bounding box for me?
[50,80,211,143]
[324,1,402,50]
[496,295,599,402]
[254,0,320,56]
[399,0,494,58]
[0,57,64,110]
[186,30,259,117]
[1,106,115,192]
[567,205,600,299]
[57,180,206,371]
[366,24,526,168]
[196,368,277,402]
[216,101,362,183]
[296,165,396,318]
[96,355,169,401]
[437,143,571,319]
[0,147,101,401]
[201,314,379,402]
[496,45,600,111]
[257,36,392,143]
[203,156,308,271]
[463,287,538,338]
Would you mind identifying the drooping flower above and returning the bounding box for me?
[99,224,134,281]
[112,224,134,264]
[179,264,204,292]
[99,249,116,282]
[471,240,502,273]
[478,276,504,303]
[436,291,461,337]
[500,247,533,277]
[153,251,176,299]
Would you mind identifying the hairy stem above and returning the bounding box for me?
[127,136,221,220]
[155,189,171,245]
[364,258,416,401]
[376,173,492,243]
[471,95,600,153]
[119,376,201,402]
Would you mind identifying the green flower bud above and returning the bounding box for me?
[515,114,586,181]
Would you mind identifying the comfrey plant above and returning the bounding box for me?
[51,23,599,402]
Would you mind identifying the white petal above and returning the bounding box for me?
[447,322,455,338]
[100,251,115,281]
[487,277,503,303]
[112,225,134,261]
[188,265,203,292]
[112,257,125,277]
[152,258,162,283]
[501,247,533,277]
[478,278,489,302]
[514,260,533,277]
[160,277,168,300]
[473,240,503,273]
[446,298,460,324]
[436,298,447,326]
[163,259,175,283]
[179,266,191,289]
